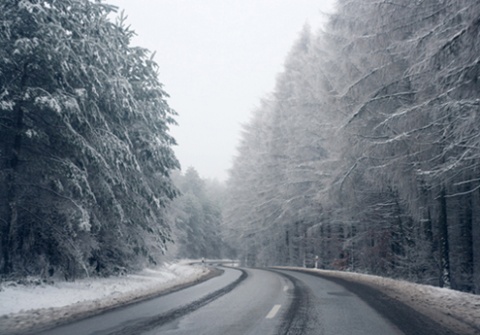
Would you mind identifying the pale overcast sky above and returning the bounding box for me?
[108,0,336,181]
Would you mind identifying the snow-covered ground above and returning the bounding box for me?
[279,267,480,335]
[0,261,210,334]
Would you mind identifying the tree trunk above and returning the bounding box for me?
[3,104,24,275]
[472,188,480,294]
[438,187,451,288]
[461,192,474,292]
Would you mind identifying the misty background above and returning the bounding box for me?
[108,0,336,181]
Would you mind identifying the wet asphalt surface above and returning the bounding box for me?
[35,266,456,335]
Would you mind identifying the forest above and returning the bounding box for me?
[1,0,479,296]
[225,0,480,294]
[0,0,180,279]
[0,0,230,280]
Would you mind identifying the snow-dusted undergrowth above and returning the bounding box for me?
[280,267,480,335]
[0,261,209,334]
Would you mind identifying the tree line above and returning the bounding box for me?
[225,0,480,293]
[0,0,179,279]
[167,167,233,261]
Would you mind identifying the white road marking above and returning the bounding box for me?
[265,304,282,319]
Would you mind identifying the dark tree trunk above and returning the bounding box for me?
[460,191,474,292]
[438,187,451,288]
[3,103,24,275]
[472,187,480,294]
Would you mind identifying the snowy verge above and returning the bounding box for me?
[276,267,480,335]
[0,262,214,334]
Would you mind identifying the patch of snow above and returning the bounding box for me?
[0,100,15,111]
[0,261,208,334]
[34,95,61,114]
[24,129,37,138]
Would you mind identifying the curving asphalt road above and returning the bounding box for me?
[37,267,245,335]
[273,269,402,335]
[37,266,456,335]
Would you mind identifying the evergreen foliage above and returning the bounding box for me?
[0,0,179,279]
[169,168,230,260]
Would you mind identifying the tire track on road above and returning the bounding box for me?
[97,268,247,335]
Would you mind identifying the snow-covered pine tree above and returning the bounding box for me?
[169,168,225,259]
[0,0,178,279]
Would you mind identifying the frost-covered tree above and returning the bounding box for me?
[330,0,480,290]
[0,0,178,279]
[225,26,340,267]
[225,0,480,293]
[169,168,227,260]
[224,102,278,266]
